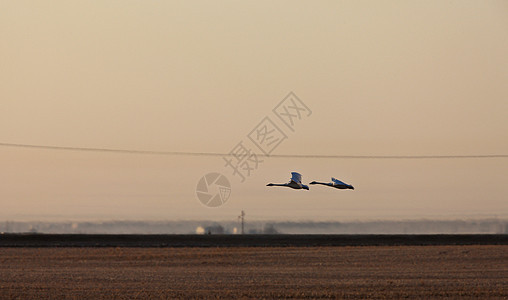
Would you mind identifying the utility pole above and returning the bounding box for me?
[238,210,245,234]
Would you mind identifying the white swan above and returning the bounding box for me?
[267,172,309,190]
[309,177,354,190]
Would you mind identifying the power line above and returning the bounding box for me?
[0,142,507,159]
[0,142,224,157]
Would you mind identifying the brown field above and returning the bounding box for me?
[0,246,507,299]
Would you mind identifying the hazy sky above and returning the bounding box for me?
[1,1,507,222]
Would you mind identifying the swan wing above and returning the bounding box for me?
[331,177,347,185]
[291,172,303,184]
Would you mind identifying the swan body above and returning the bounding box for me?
[267,172,309,190]
[309,177,354,190]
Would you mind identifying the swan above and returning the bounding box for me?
[309,177,354,190]
[266,172,309,190]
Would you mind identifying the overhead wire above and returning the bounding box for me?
[1,142,507,159]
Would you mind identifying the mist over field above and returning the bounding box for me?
[2,219,507,235]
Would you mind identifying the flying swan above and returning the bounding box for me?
[266,172,309,190]
[309,177,354,190]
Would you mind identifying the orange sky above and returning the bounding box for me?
[1,1,507,221]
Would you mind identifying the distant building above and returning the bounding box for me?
[204,224,227,234]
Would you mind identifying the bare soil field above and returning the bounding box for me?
[0,246,506,299]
